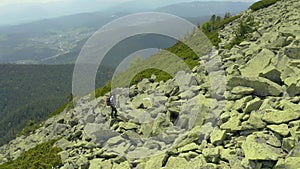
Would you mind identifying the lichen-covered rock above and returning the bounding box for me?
[210,128,227,145]
[202,147,221,163]
[227,76,283,97]
[284,157,300,169]
[178,143,198,153]
[76,156,89,169]
[89,159,112,169]
[231,86,254,95]
[282,137,296,152]
[242,132,285,160]
[262,109,300,124]
[244,97,262,113]
[240,48,275,77]
[145,153,167,169]
[220,111,243,131]
[164,156,189,169]
[267,124,289,136]
[113,161,131,169]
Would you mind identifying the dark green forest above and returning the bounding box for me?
[0,64,113,146]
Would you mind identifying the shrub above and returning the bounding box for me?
[0,139,62,169]
[249,0,279,11]
[201,13,241,48]
[224,16,256,49]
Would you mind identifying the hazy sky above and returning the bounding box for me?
[0,0,258,26]
[0,0,257,6]
[0,0,126,6]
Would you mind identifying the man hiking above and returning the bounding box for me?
[106,94,117,119]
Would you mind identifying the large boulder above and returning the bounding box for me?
[267,124,289,136]
[262,109,300,124]
[227,76,283,97]
[242,132,285,160]
[240,49,275,78]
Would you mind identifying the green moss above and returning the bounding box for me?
[249,0,280,11]
[0,139,63,169]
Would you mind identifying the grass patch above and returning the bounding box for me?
[249,0,280,11]
[130,68,172,86]
[94,80,112,98]
[0,139,62,169]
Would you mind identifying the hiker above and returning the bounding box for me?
[106,94,117,119]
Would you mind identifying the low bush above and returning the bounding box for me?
[201,13,242,48]
[249,0,279,11]
[224,16,256,49]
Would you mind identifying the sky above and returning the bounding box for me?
[0,0,128,6]
[0,0,259,26]
[0,0,257,6]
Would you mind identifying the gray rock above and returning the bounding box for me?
[175,71,198,91]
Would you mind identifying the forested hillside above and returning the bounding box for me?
[0,64,113,146]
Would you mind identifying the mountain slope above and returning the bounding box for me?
[0,64,113,146]
[1,0,300,168]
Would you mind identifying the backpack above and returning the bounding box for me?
[106,96,111,106]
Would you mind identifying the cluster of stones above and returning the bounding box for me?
[0,0,299,168]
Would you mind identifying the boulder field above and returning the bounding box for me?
[0,0,299,168]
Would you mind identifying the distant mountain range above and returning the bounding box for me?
[156,1,252,17]
[0,1,252,65]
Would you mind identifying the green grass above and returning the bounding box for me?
[0,139,62,169]
[130,68,172,86]
[249,0,280,11]
[94,80,112,98]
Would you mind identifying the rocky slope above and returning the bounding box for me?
[1,0,300,168]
